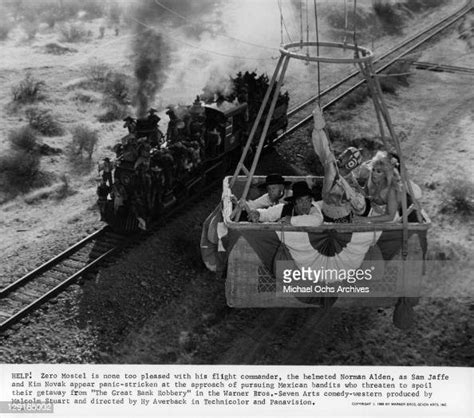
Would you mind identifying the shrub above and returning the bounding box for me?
[82,59,112,85]
[70,124,98,160]
[59,23,87,43]
[8,126,39,152]
[103,72,130,104]
[339,86,370,109]
[379,60,412,94]
[56,174,75,199]
[72,91,99,103]
[373,1,404,35]
[44,42,77,55]
[11,73,46,104]
[97,100,128,122]
[441,178,474,216]
[25,107,64,136]
[412,0,446,10]
[0,149,41,193]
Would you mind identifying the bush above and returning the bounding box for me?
[103,72,130,104]
[11,73,46,104]
[379,60,412,94]
[59,23,87,43]
[441,178,474,216]
[406,0,446,11]
[339,86,370,109]
[373,1,404,35]
[25,107,64,136]
[0,149,41,193]
[97,100,128,122]
[70,124,98,160]
[8,126,39,152]
[82,59,112,85]
[43,42,77,55]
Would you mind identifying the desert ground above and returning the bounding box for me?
[0,0,472,365]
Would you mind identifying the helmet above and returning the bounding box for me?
[337,147,362,171]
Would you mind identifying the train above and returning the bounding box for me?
[97,71,290,232]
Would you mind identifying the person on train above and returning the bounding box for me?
[311,106,366,223]
[248,181,323,227]
[98,157,113,187]
[123,116,136,134]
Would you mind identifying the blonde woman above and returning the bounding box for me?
[354,151,401,223]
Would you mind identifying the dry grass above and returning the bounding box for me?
[25,107,64,137]
[23,175,76,204]
[11,73,46,105]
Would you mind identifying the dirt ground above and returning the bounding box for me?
[0,1,472,365]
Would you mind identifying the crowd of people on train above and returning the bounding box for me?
[232,106,422,226]
[97,100,225,226]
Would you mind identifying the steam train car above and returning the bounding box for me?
[98,72,290,233]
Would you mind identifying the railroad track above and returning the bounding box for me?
[0,177,223,334]
[2,2,471,336]
[405,60,474,74]
[0,227,125,333]
[273,0,472,142]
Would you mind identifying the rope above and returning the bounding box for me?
[300,0,304,46]
[278,0,284,45]
[343,0,348,47]
[352,0,358,48]
[314,0,321,105]
[153,0,278,52]
[277,0,294,43]
[306,0,310,61]
[129,16,275,61]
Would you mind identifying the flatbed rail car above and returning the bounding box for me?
[205,175,430,310]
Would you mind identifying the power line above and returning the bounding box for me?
[130,16,277,62]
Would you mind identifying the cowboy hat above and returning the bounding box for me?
[285,181,314,202]
[258,174,291,189]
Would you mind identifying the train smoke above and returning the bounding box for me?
[133,28,170,117]
[132,1,171,118]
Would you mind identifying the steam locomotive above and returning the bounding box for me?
[98,72,289,232]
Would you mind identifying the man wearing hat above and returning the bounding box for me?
[248,181,323,227]
[98,157,113,187]
[234,174,291,216]
[123,116,136,134]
